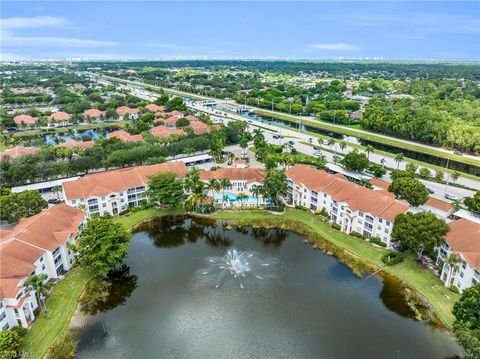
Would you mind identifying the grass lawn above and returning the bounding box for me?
[23,267,93,359]
[113,207,184,229]
[255,109,480,168]
[0,141,8,151]
[210,208,459,327]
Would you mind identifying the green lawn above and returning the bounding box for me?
[113,207,184,229]
[23,267,93,359]
[211,208,459,327]
[255,109,480,168]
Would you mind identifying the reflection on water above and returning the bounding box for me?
[76,216,462,359]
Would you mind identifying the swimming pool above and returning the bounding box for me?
[212,192,266,205]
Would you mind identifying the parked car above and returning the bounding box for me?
[273,134,281,139]
[308,138,313,143]
[288,140,295,145]
[445,193,458,201]
[427,188,434,194]
[48,198,61,204]
[314,151,323,156]
[453,150,463,156]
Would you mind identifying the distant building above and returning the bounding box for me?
[145,104,166,112]
[13,114,38,126]
[83,108,106,121]
[0,146,40,159]
[107,130,143,142]
[48,111,71,126]
[150,125,185,139]
[116,106,139,120]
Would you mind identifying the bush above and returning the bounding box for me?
[294,205,309,211]
[369,236,382,245]
[331,223,341,230]
[0,328,24,359]
[449,285,460,294]
[315,207,330,218]
[349,231,363,238]
[47,333,78,359]
[381,252,404,266]
[266,203,285,212]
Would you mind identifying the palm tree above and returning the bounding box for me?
[445,253,461,287]
[380,158,386,168]
[251,185,263,206]
[452,199,462,212]
[24,273,51,313]
[394,153,404,169]
[339,140,347,154]
[51,185,62,200]
[236,192,248,207]
[219,178,232,207]
[365,145,375,159]
[207,179,221,200]
[327,139,336,152]
[451,171,460,185]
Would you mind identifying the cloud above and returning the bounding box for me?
[1,16,71,29]
[147,43,192,50]
[2,31,117,47]
[308,43,360,51]
[0,16,117,49]
[0,52,24,61]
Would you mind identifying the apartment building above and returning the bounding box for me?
[436,218,480,292]
[62,162,188,216]
[286,165,410,247]
[0,204,86,330]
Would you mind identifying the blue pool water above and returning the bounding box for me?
[43,129,107,146]
[212,193,266,205]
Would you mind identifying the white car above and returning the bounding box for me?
[445,193,458,201]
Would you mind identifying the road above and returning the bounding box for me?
[107,77,479,198]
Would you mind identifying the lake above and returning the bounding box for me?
[74,216,462,359]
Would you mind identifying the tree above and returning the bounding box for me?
[394,152,404,169]
[452,284,480,359]
[0,329,24,359]
[219,178,232,207]
[340,149,369,172]
[391,212,449,258]
[51,185,62,199]
[236,192,248,207]
[206,179,221,200]
[451,170,460,184]
[339,140,347,153]
[435,170,444,182]
[71,218,131,278]
[364,145,374,159]
[368,163,386,178]
[0,189,48,223]
[444,253,462,288]
[209,132,225,161]
[251,184,263,206]
[388,177,429,206]
[405,162,418,176]
[464,191,480,213]
[175,118,190,128]
[262,169,288,206]
[24,273,51,313]
[239,135,249,158]
[47,333,78,359]
[146,172,185,207]
[418,167,432,180]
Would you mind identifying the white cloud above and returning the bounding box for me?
[1,16,71,29]
[308,43,360,51]
[2,31,117,47]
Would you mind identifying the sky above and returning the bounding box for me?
[1,1,479,61]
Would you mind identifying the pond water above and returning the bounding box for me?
[243,112,480,176]
[75,216,462,359]
[43,129,108,146]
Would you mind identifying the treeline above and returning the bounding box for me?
[0,120,246,187]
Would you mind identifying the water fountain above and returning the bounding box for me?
[201,249,271,289]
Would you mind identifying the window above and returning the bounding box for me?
[0,312,6,321]
[101,196,105,201]
[41,264,45,271]
[72,199,77,204]
[379,218,383,223]
[39,257,43,262]
[102,203,106,208]
[2,323,9,330]
[359,212,364,217]
[460,272,464,278]
[385,221,391,227]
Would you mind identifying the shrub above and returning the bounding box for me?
[349,231,363,238]
[331,223,341,230]
[315,207,329,218]
[295,205,309,211]
[449,285,460,294]
[47,333,78,359]
[381,251,404,266]
[0,328,24,359]
[369,236,382,245]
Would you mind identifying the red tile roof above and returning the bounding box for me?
[190,121,210,135]
[369,178,390,191]
[446,219,480,270]
[0,146,40,159]
[425,197,454,212]
[167,110,183,117]
[287,165,409,222]
[63,162,188,200]
[150,125,185,138]
[116,106,139,115]
[56,140,95,150]
[84,108,106,118]
[145,104,166,112]
[163,117,179,127]
[0,204,85,300]
[13,114,37,125]
[107,130,143,142]
[48,111,71,121]
[200,167,265,183]
[185,115,198,121]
